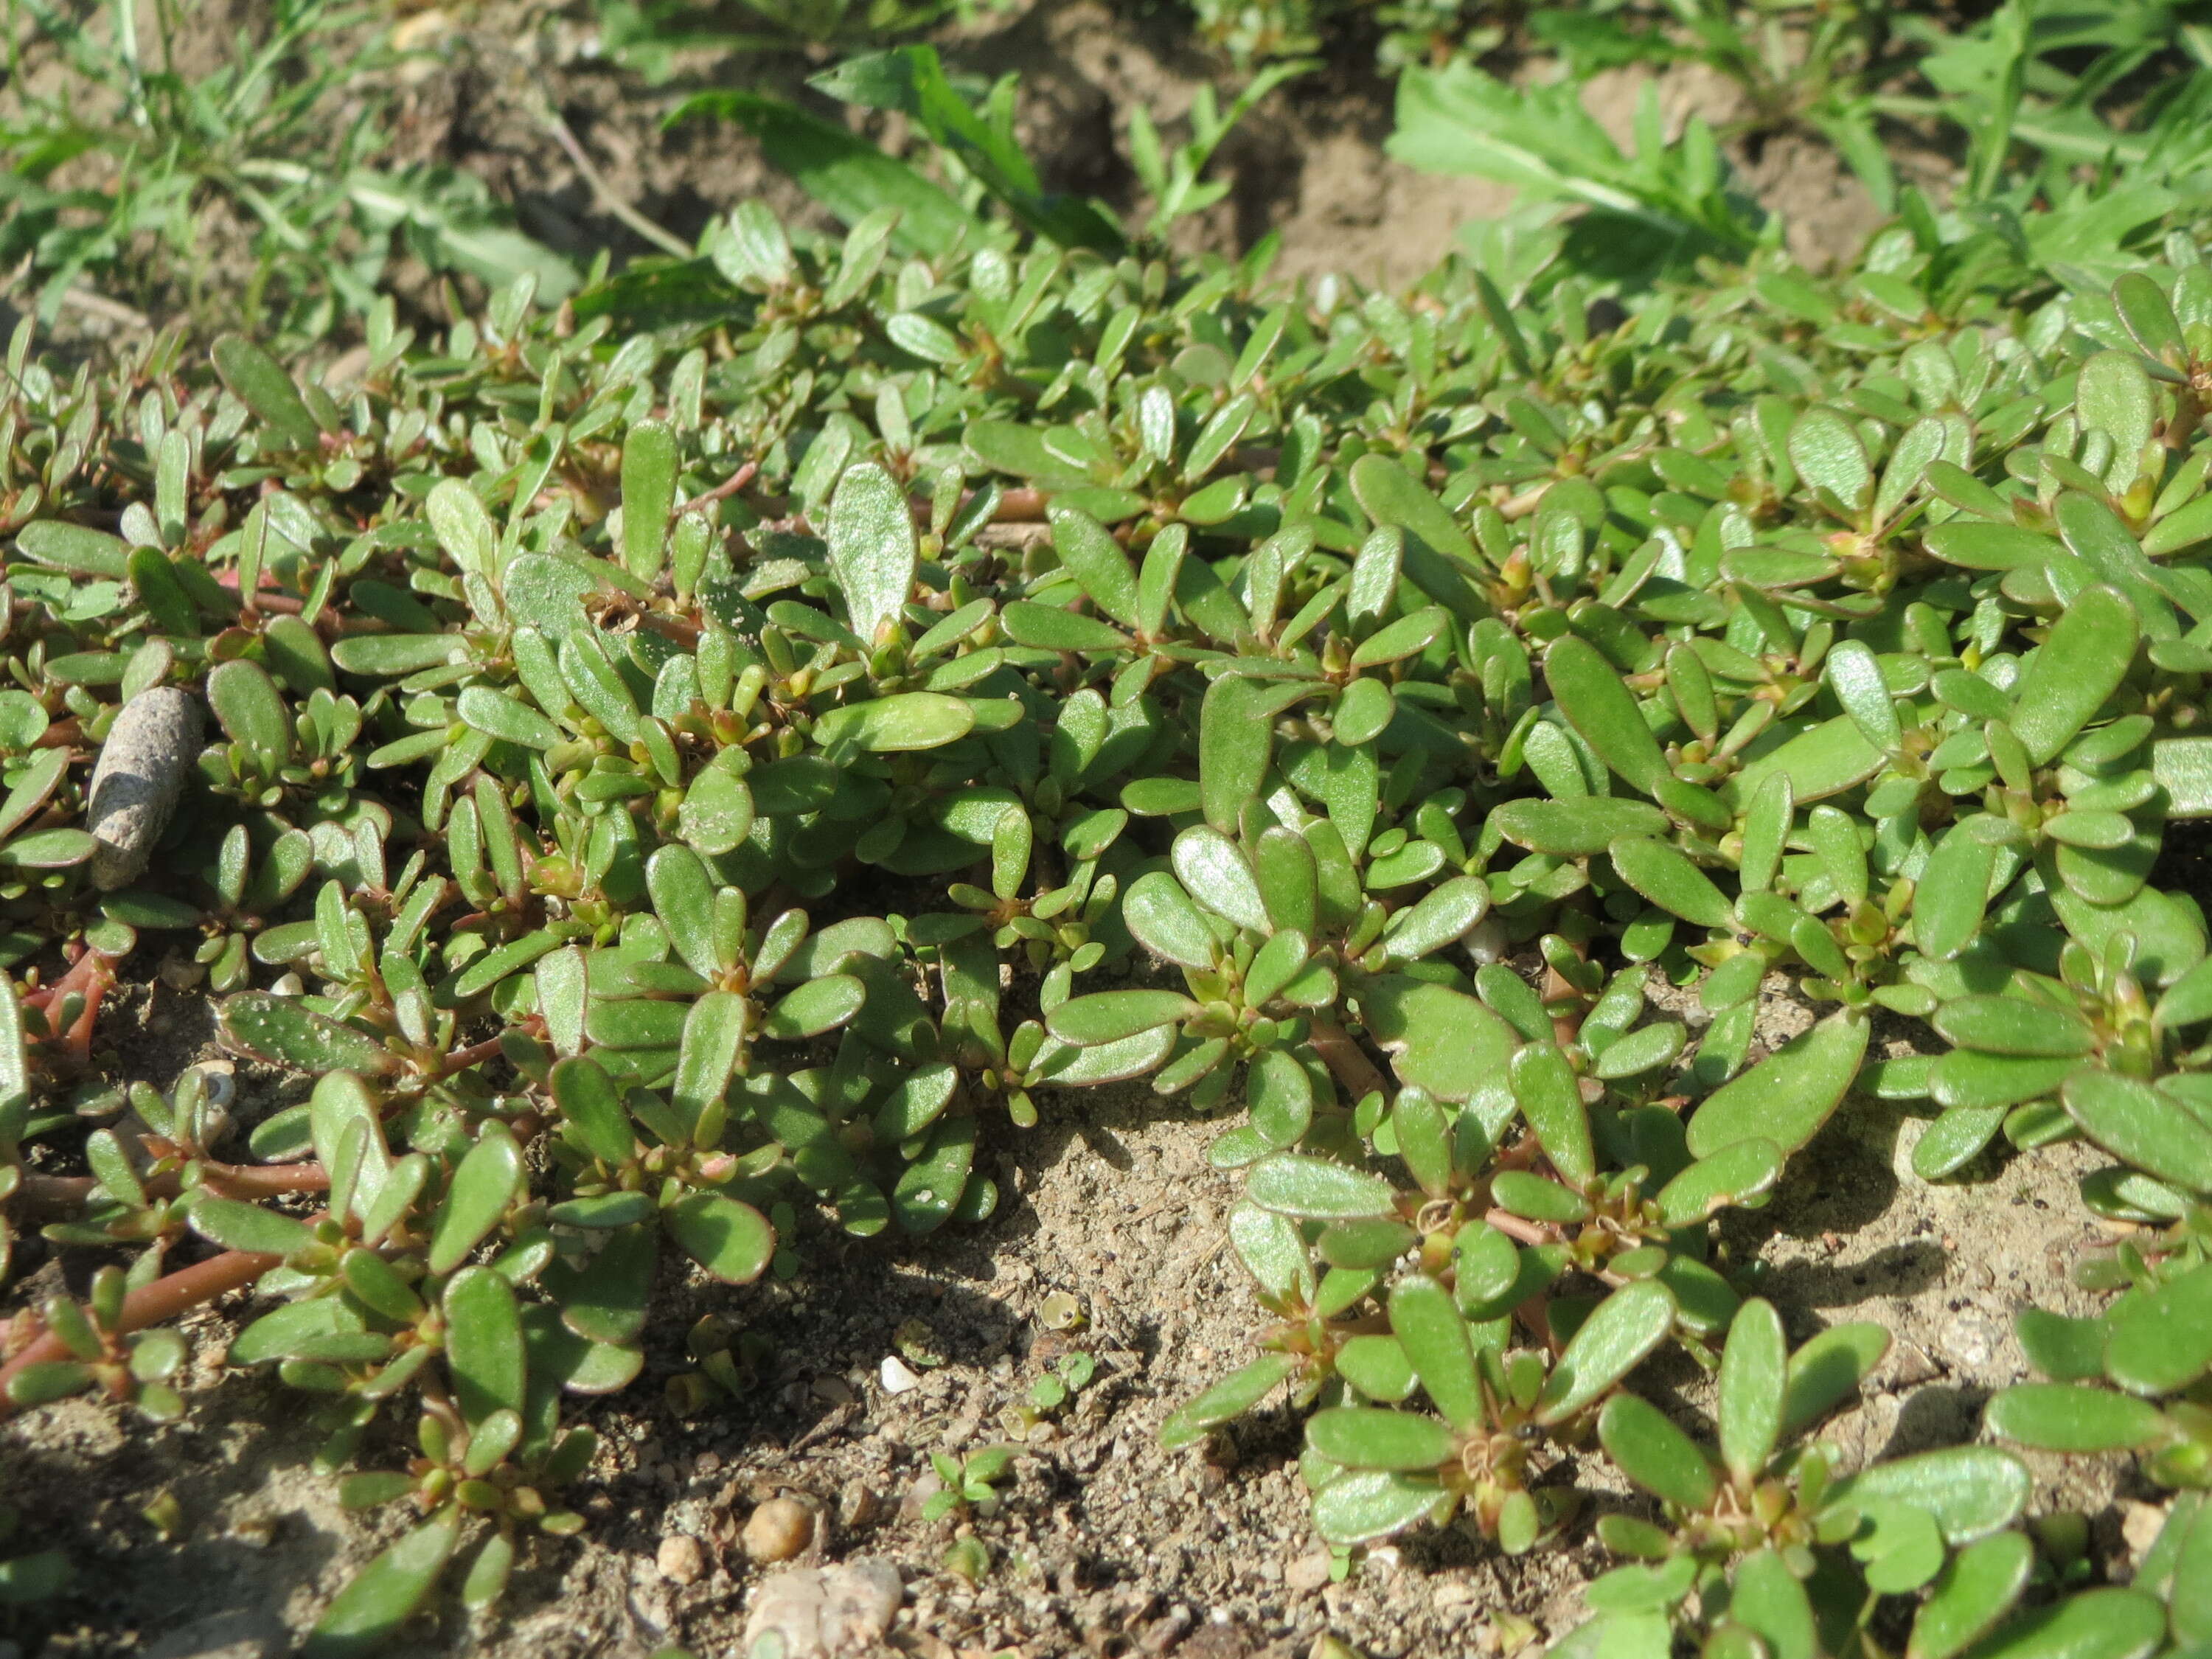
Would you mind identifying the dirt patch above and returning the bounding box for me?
[5,0,1911,352]
[4,947,2125,1659]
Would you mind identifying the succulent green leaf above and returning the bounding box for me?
[1511,1040,1593,1186]
[1306,1406,1458,1472]
[1534,1280,1676,1425]
[2010,586,2140,766]
[1545,635,1668,796]
[1160,1352,1301,1448]
[2062,1067,2212,1195]
[1686,1009,1867,1159]
[1909,1532,2036,1659]
[663,1192,776,1283]
[1599,1392,1717,1510]
[1311,1469,1449,1546]
[1825,1445,2030,1545]
[428,1127,526,1275]
[815,693,977,751]
[300,1509,461,1659]
[1956,1588,2164,1659]
[1983,1383,2169,1451]
[826,461,917,647]
[1246,1153,1398,1220]
[1717,1298,1787,1486]
[1780,1321,1889,1436]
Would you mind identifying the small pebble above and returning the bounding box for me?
[838,1478,880,1531]
[2122,1500,2167,1561]
[880,1355,922,1394]
[1285,1550,1334,1593]
[743,1496,815,1563]
[656,1533,706,1585]
[86,686,203,891]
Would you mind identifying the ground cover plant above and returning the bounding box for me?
[9,0,2212,1654]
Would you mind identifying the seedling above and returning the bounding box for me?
[922,1445,1018,1523]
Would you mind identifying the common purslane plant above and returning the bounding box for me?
[5,73,2212,1658]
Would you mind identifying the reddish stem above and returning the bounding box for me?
[14,1161,330,1220]
[1309,1020,1389,1103]
[1483,1208,1555,1248]
[434,1034,509,1079]
[22,948,116,1071]
[0,1246,281,1416]
[674,460,758,518]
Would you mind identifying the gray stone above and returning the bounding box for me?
[86,686,203,890]
[742,1559,903,1658]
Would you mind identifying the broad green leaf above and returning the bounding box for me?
[663,1192,776,1282]
[1246,1153,1398,1219]
[1511,1040,1593,1186]
[826,461,917,647]
[1788,406,1872,512]
[671,992,747,1130]
[215,335,324,452]
[428,1126,526,1274]
[1909,1532,2035,1659]
[1121,871,1217,970]
[1825,1445,2029,1544]
[207,659,291,756]
[1046,990,1199,1045]
[1721,716,1885,807]
[189,1195,314,1257]
[1160,1352,1300,1447]
[1780,1321,1889,1436]
[645,844,717,977]
[1913,1104,2008,1180]
[1718,1298,1787,1486]
[1534,1280,1676,1425]
[2062,1067,2212,1194]
[1933,996,2095,1057]
[1039,1024,1177,1085]
[1983,1383,2169,1451]
[2101,1259,2212,1396]
[1348,453,1480,568]
[1199,675,1313,833]
[620,419,678,580]
[1825,639,1901,753]
[1958,1587,2163,1659]
[550,1057,632,1165]
[220,993,400,1076]
[1361,978,1521,1103]
[300,1509,461,1659]
[1655,1138,1783,1227]
[1492,797,1670,855]
[1599,1392,1717,1510]
[1310,1469,1449,1545]
[815,692,976,751]
[1390,1273,1482,1432]
[1686,1009,1868,1158]
[760,973,866,1041]
[2010,586,2139,765]
[444,1265,526,1422]
[1731,1550,1818,1659]
[1610,835,1733,929]
[1048,504,1141,628]
[1306,1406,1458,1472]
[1546,635,1668,796]
[1001,600,1130,652]
[1171,825,1270,933]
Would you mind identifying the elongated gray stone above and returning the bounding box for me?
[86,686,203,890]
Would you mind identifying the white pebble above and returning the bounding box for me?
[879,1355,921,1394]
